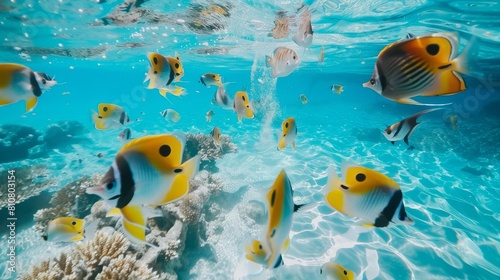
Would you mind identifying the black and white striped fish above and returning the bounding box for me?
[383,108,442,146]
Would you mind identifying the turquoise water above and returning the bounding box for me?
[1,0,500,279]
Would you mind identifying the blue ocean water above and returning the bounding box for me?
[1,0,500,279]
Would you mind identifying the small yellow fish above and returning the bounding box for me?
[92,103,131,130]
[200,73,223,87]
[86,133,200,244]
[449,114,459,130]
[159,85,187,98]
[278,117,297,150]
[144,52,184,96]
[323,164,414,227]
[233,91,255,122]
[245,170,302,268]
[42,217,85,242]
[160,109,180,123]
[363,32,475,106]
[299,94,308,104]
[318,46,325,63]
[0,63,57,112]
[210,126,221,147]
[331,84,343,94]
[320,262,355,280]
[206,110,215,122]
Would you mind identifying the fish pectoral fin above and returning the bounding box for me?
[357,221,376,228]
[237,116,242,122]
[106,207,122,217]
[423,70,466,96]
[159,174,189,204]
[395,98,451,107]
[121,205,146,227]
[25,97,38,112]
[159,89,167,97]
[70,234,85,242]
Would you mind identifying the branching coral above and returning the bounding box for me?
[97,254,159,280]
[33,174,102,233]
[184,133,237,172]
[0,164,56,210]
[20,229,139,280]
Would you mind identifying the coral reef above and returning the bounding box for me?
[6,45,107,58]
[34,175,102,233]
[185,133,238,172]
[19,228,156,280]
[0,124,43,163]
[44,120,88,148]
[0,165,56,210]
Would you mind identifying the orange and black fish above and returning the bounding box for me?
[363,33,475,106]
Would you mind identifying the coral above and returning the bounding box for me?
[97,254,159,280]
[33,175,102,233]
[0,124,43,163]
[184,133,238,172]
[19,229,138,280]
[44,120,88,148]
[0,164,56,210]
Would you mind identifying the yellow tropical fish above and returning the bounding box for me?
[200,73,223,87]
[86,133,200,244]
[363,32,475,106]
[210,126,221,147]
[160,108,181,123]
[323,164,414,227]
[144,52,184,96]
[233,91,255,122]
[118,128,133,144]
[42,217,85,242]
[331,84,343,95]
[0,63,57,112]
[159,85,187,98]
[298,94,308,104]
[92,103,131,130]
[245,170,303,269]
[278,117,297,150]
[206,109,215,122]
[320,262,355,280]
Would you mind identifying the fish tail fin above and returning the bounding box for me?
[180,155,201,179]
[265,55,272,68]
[323,165,341,194]
[119,205,153,245]
[453,36,479,76]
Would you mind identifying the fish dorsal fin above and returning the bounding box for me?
[119,134,185,172]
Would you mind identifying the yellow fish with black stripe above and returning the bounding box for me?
[278,117,297,150]
[323,164,414,227]
[42,217,86,242]
[245,170,304,269]
[144,52,185,98]
[92,103,131,130]
[233,91,255,122]
[363,32,475,106]
[210,126,221,147]
[86,132,200,244]
[0,63,57,112]
[320,262,355,280]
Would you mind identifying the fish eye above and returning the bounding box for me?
[154,71,158,74]
[72,221,77,225]
[293,56,296,59]
[258,244,262,249]
[159,144,171,157]
[106,182,115,190]
[42,79,46,84]
[370,79,375,85]
[176,73,180,76]
[175,63,179,69]
[212,75,216,78]
[103,106,108,112]
[285,122,288,128]
[242,96,246,101]
[356,173,366,182]
[320,268,323,274]
[344,270,347,275]
[153,57,158,64]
